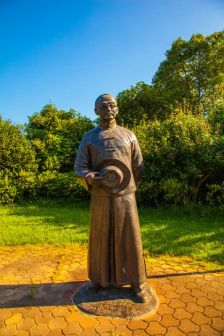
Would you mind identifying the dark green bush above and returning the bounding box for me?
[26,104,94,173]
[206,183,224,207]
[134,111,224,206]
[36,171,88,200]
[0,119,37,204]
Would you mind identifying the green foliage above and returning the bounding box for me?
[208,108,224,135]
[159,178,190,205]
[36,171,88,200]
[0,118,37,204]
[26,104,94,173]
[206,182,224,207]
[152,32,224,117]
[116,82,167,128]
[0,106,93,204]
[134,111,224,205]
[116,32,224,128]
[24,104,93,201]
[2,31,224,206]
[0,172,17,204]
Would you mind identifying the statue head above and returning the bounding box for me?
[95,94,119,121]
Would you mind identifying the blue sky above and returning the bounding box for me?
[0,0,223,124]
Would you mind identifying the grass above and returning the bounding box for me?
[0,198,223,266]
[140,205,224,266]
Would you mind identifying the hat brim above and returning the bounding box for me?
[95,159,131,194]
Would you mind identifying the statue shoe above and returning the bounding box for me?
[132,284,148,303]
[134,289,148,303]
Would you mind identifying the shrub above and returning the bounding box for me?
[134,111,223,205]
[0,119,37,204]
[36,171,88,200]
[26,104,94,173]
[206,183,224,206]
[0,171,17,204]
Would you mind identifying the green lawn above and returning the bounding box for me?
[0,199,223,266]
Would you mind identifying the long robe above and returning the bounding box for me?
[75,123,146,287]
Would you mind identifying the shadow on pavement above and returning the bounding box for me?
[0,280,87,309]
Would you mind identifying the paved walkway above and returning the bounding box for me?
[0,245,223,336]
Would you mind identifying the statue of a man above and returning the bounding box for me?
[75,94,147,302]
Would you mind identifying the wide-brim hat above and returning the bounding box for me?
[95,158,131,194]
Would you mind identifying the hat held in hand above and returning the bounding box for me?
[96,159,131,194]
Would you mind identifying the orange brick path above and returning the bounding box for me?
[0,245,223,335]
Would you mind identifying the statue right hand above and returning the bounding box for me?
[86,172,103,186]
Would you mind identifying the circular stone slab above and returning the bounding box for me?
[72,283,159,319]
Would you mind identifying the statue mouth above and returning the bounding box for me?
[104,114,114,119]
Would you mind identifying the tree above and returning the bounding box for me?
[208,107,224,135]
[26,104,94,173]
[133,110,224,205]
[0,117,37,203]
[152,32,224,117]
[116,82,167,128]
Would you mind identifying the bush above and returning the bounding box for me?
[0,108,92,204]
[206,183,224,206]
[134,111,224,205]
[0,171,17,204]
[159,178,190,205]
[0,119,37,204]
[26,104,94,173]
[36,171,88,200]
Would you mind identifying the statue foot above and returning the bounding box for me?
[132,284,148,303]
[134,290,148,303]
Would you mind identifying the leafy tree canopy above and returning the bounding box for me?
[116,82,167,128]
[26,104,94,173]
[152,31,224,116]
[133,110,224,205]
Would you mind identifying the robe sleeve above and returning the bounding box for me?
[131,137,144,189]
[74,134,92,192]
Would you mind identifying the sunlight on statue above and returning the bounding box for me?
[75,94,147,303]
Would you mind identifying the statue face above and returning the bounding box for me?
[95,96,118,121]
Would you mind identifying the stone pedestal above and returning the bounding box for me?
[73,283,159,319]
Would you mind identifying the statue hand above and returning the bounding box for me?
[86,172,103,186]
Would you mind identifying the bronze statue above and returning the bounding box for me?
[75,94,147,303]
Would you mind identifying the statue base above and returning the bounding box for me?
[72,282,159,319]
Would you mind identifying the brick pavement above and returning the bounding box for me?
[0,245,223,335]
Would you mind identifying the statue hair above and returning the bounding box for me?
[95,94,116,108]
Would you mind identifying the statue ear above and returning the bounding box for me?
[94,107,99,116]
